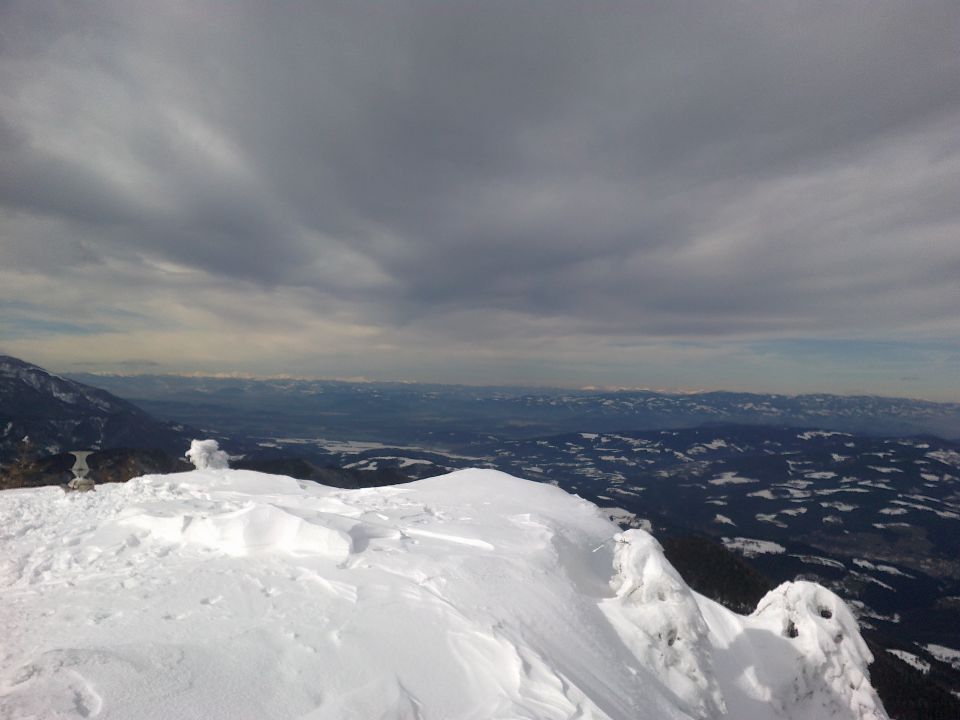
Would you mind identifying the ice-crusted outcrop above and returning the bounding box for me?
[750,581,884,719]
[599,531,887,720]
[602,530,725,719]
[0,467,887,720]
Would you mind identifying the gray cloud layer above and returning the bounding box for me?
[1,2,959,395]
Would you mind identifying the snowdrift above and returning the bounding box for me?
[0,468,887,719]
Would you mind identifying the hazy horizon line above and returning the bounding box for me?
[60,367,960,406]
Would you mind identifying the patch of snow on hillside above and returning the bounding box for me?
[345,455,434,469]
[852,559,913,578]
[689,439,729,455]
[927,449,960,467]
[275,437,484,461]
[851,572,895,592]
[887,650,930,674]
[608,487,643,498]
[0,468,887,720]
[708,472,758,486]
[925,644,960,670]
[791,554,845,570]
[722,536,786,557]
[821,501,857,512]
[798,431,851,440]
[858,480,894,491]
[848,600,900,625]
[599,454,635,465]
[756,513,788,528]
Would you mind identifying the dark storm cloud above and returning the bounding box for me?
[1,1,959,367]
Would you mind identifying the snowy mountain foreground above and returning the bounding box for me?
[0,466,887,719]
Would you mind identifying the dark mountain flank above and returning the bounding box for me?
[0,356,189,464]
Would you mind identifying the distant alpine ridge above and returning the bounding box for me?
[0,355,189,463]
[70,372,960,444]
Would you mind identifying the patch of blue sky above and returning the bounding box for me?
[0,299,150,340]
[733,338,959,401]
[747,338,958,365]
[0,315,114,339]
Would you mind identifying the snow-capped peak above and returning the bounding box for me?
[0,467,887,719]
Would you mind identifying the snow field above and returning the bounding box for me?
[0,468,887,719]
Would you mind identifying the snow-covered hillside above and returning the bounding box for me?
[0,467,887,719]
[0,355,188,463]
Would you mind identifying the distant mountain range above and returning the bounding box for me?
[0,356,190,464]
[68,372,960,445]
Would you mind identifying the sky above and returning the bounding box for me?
[1,2,959,400]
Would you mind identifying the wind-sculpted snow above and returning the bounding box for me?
[0,468,887,719]
[751,582,880,719]
[602,530,724,718]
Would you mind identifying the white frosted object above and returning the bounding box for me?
[185,438,230,470]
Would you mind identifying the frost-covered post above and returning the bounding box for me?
[185,439,230,470]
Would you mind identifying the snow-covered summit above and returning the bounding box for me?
[0,467,887,719]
